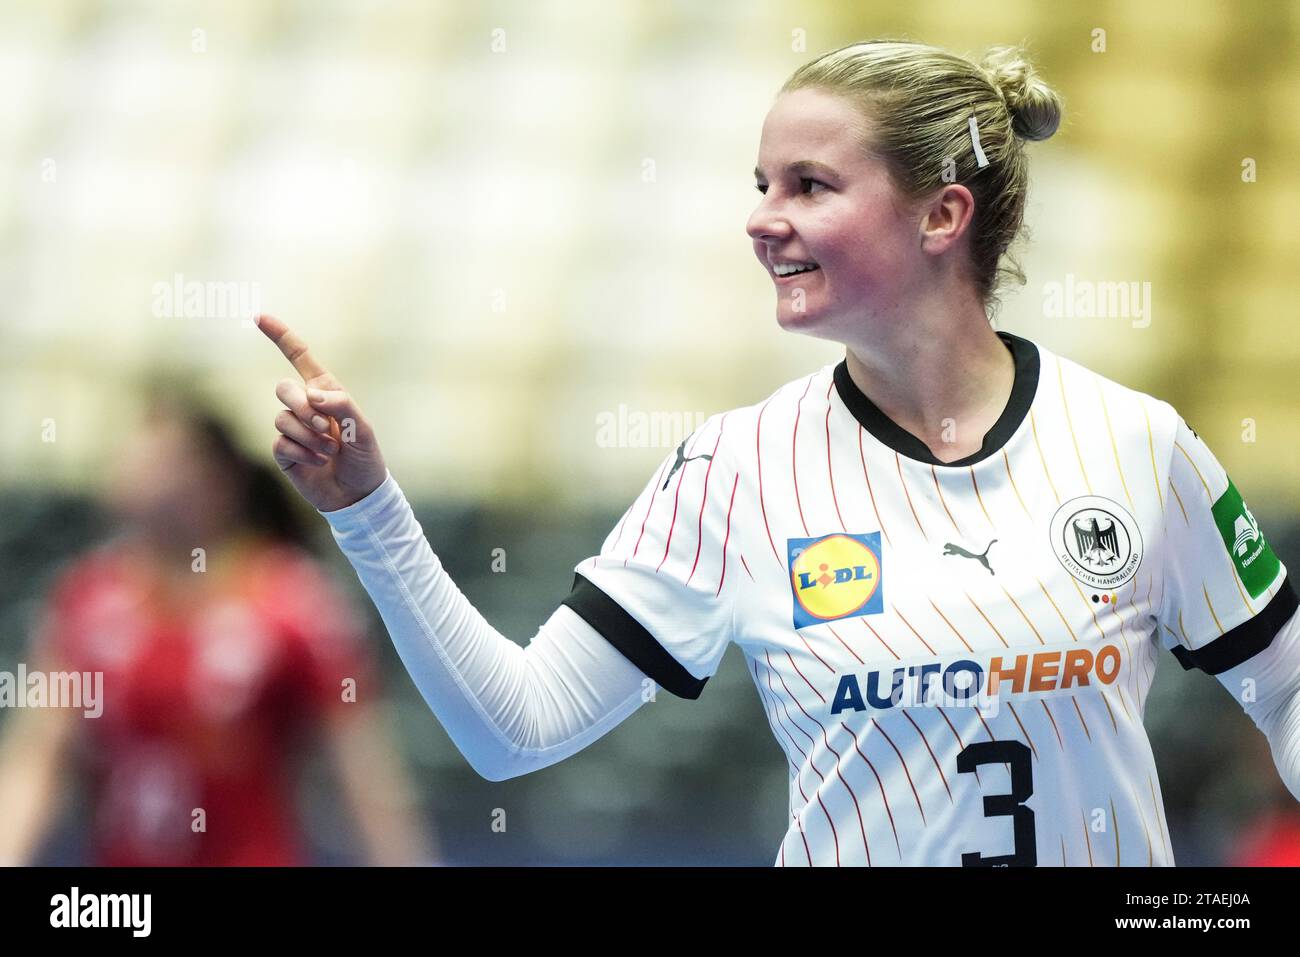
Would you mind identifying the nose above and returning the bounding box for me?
[746,195,792,243]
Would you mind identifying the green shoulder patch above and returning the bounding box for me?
[1211,478,1280,599]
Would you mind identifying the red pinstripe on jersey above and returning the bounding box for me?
[791,375,815,536]
[715,473,741,598]
[684,417,725,585]
[824,378,847,531]
[626,458,671,565]
[756,392,783,570]
[858,427,891,549]
[655,429,702,573]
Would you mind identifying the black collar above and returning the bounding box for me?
[832,331,1041,468]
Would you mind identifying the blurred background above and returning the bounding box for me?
[1,0,1298,864]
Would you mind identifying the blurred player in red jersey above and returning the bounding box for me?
[0,391,437,866]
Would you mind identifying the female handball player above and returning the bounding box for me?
[256,39,1299,866]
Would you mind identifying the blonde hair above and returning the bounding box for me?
[781,39,1063,319]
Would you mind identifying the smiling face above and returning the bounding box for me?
[747,88,933,342]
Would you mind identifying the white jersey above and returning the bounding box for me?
[562,330,1297,866]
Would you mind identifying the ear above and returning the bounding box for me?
[918,183,976,255]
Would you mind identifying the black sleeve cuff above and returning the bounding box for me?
[559,572,709,700]
[1170,575,1299,675]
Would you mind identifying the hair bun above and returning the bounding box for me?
[979,45,1062,142]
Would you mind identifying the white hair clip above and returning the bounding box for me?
[968,114,990,168]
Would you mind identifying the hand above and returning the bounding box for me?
[256,313,388,512]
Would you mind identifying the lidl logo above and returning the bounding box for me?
[1212,478,1279,599]
[788,532,883,629]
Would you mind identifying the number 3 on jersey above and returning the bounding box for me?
[958,740,1036,867]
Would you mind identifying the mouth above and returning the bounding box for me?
[772,262,820,284]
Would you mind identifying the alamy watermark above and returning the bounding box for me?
[152,273,262,325]
[0,664,102,717]
[595,405,709,449]
[1042,273,1151,328]
[50,887,150,937]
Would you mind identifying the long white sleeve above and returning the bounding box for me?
[1215,602,1300,803]
[319,469,652,782]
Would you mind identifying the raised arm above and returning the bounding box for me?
[256,315,652,781]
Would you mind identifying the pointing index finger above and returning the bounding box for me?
[255,313,331,382]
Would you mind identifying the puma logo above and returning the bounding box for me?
[662,439,713,490]
[943,539,997,576]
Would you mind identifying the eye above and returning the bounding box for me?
[754,178,828,196]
